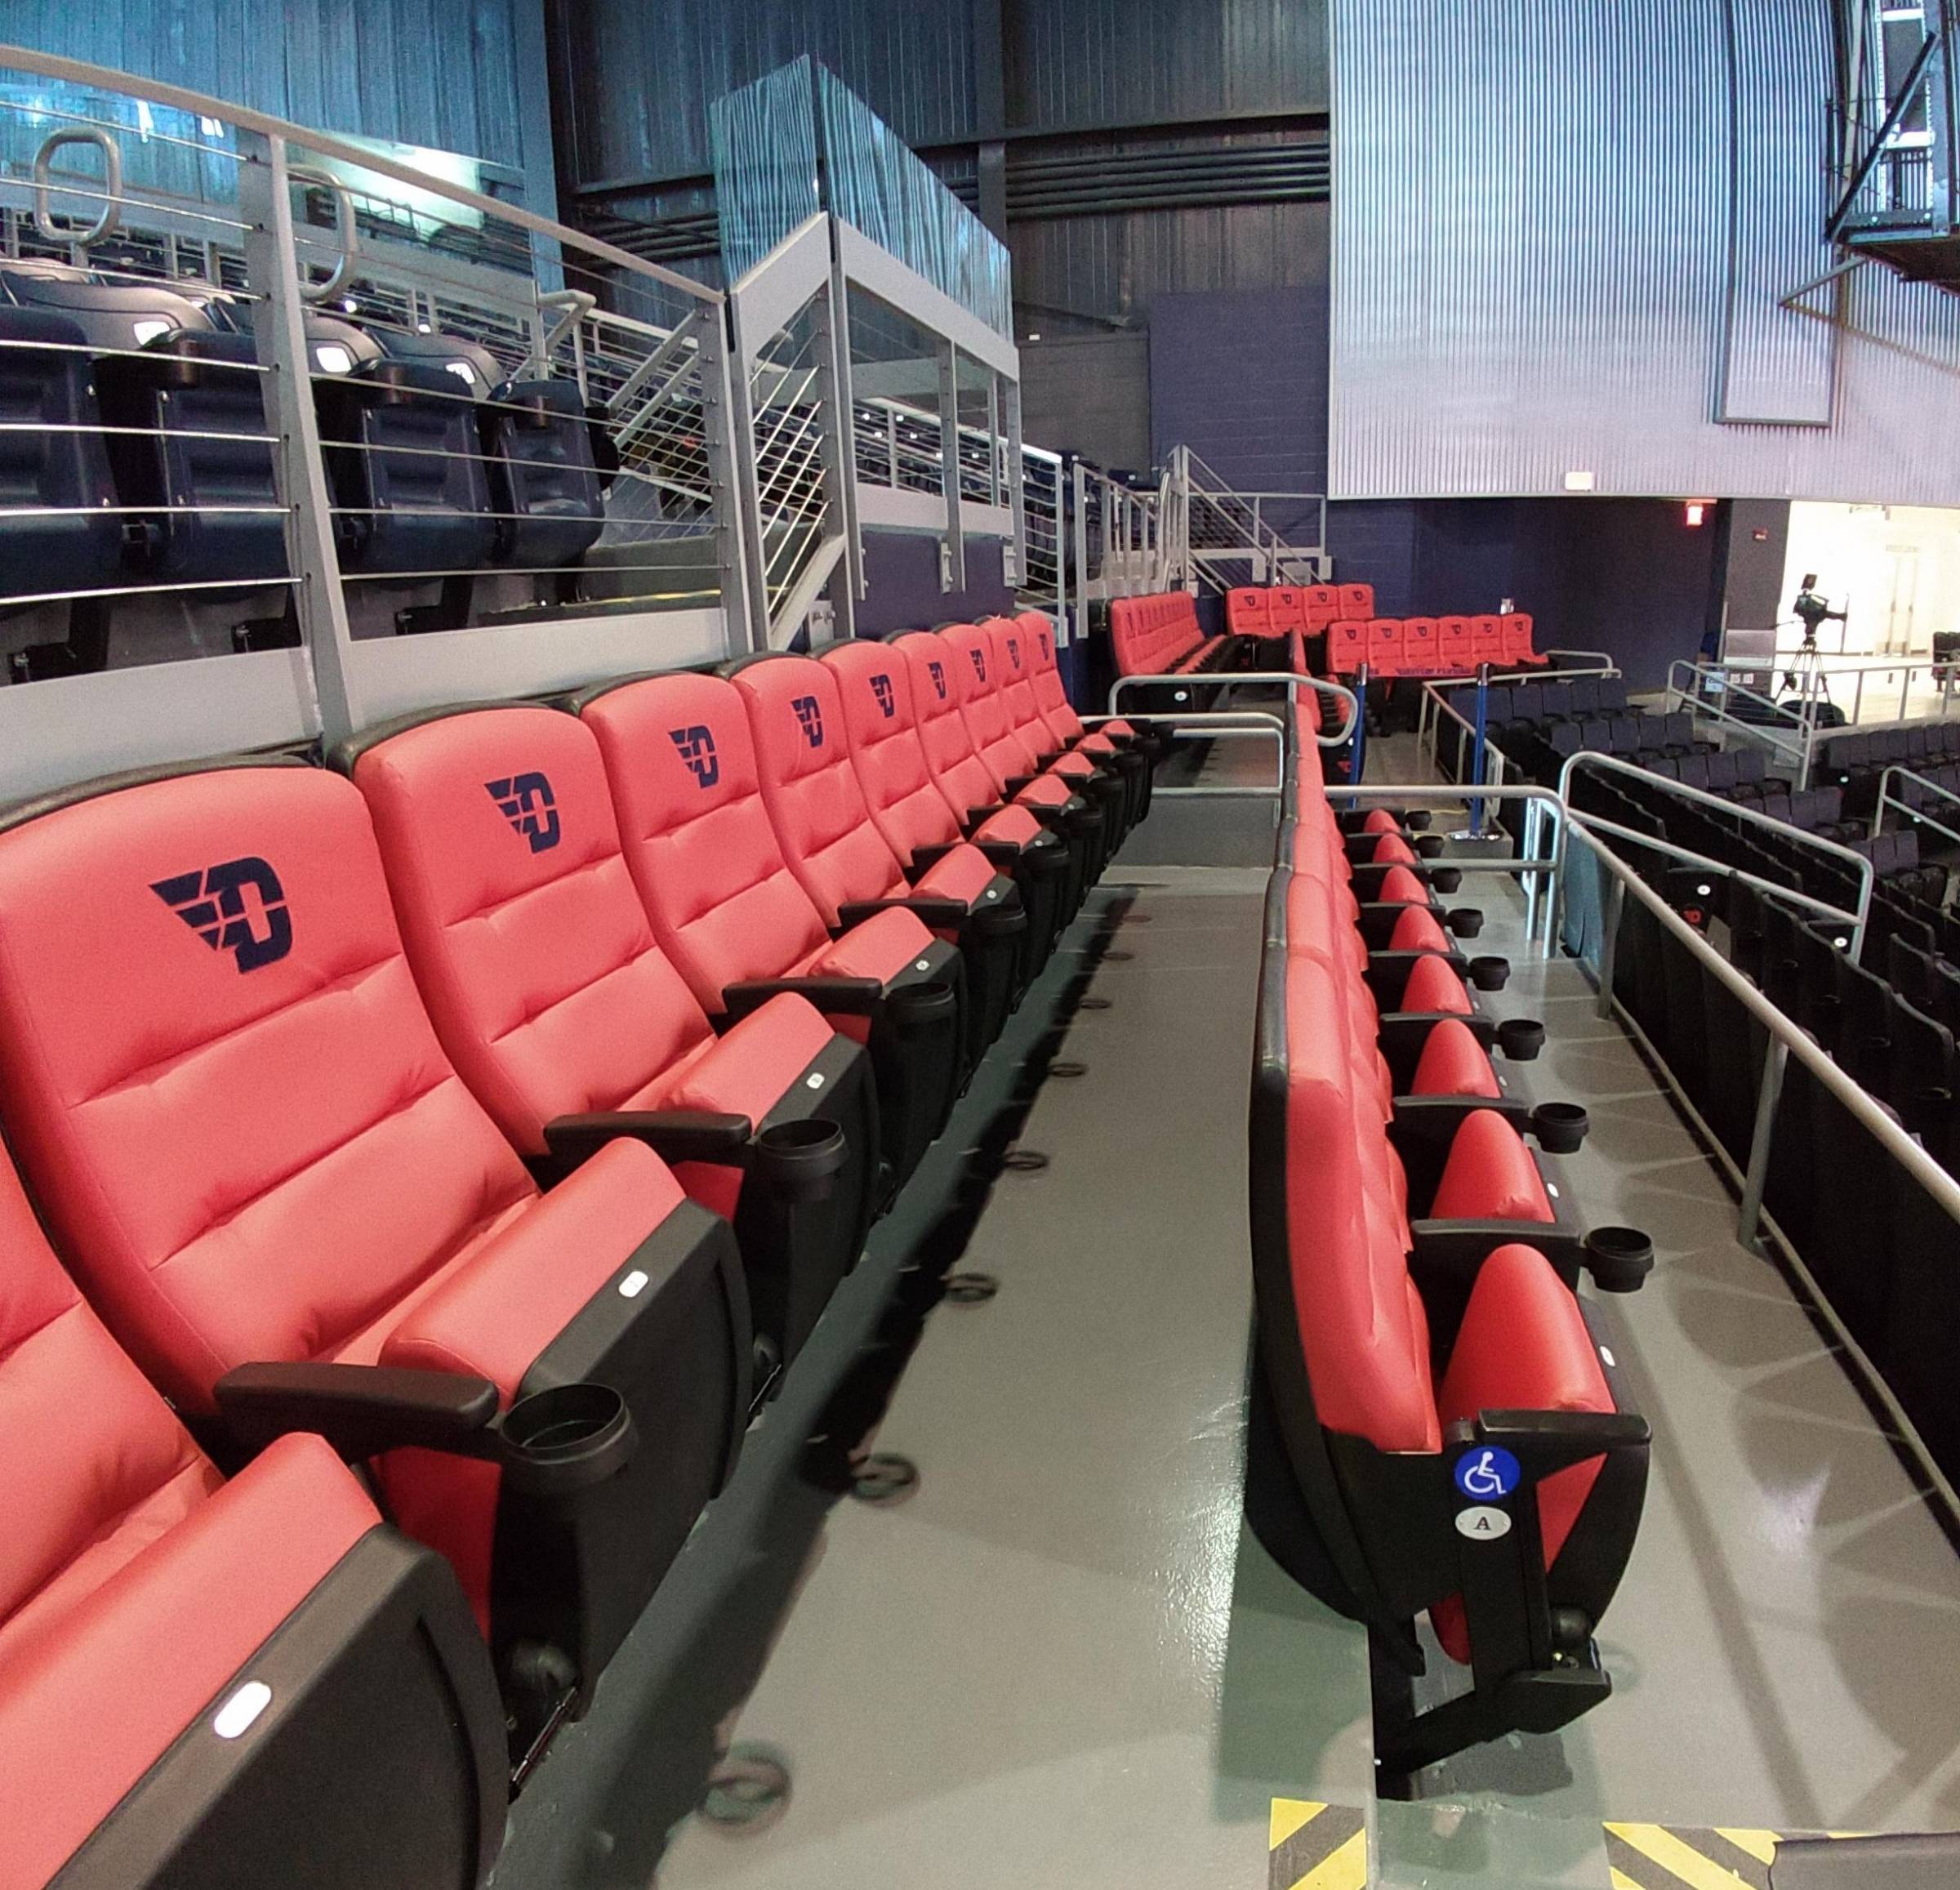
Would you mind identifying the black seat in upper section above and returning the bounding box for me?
[0,264,220,355]
[0,307,122,611]
[97,328,290,586]
[314,320,498,578]
[484,376,604,570]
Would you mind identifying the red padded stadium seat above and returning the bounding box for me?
[0,1156,504,1890]
[1108,591,1221,677]
[1339,582,1374,619]
[577,670,965,1185]
[1305,584,1339,632]
[1227,586,1270,638]
[1363,809,1404,837]
[1471,614,1504,664]
[1326,618,1368,676]
[1366,618,1406,676]
[1410,1017,1503,1098]
[1401,617,1440,676]
[1268,587,1307,635]
[1437,615,1472,674]
[1018,608,1138,750]
[728,651,1024,1066]
[821,635,1070,973]
[0,760,750,1741]
[1499,611,1547,666]
[343,703,878,1364]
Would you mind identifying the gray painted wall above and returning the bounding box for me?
[1018,332,1152,470]
[1330,0,1960,505]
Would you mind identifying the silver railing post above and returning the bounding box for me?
[1737,1037,1790,1250]
[236,125,355,742]
[693,302,756,654]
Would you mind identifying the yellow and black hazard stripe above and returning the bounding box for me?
[1268,1799,1367,1889]
[1603,1823,1786,1889]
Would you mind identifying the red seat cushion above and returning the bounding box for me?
[1401,952,1474,1014]
[0,1430,379,1890]
[351,704,755,1158]
[1389,904,1453,954]
[580,672,839,1010]
[1431,1243,1612,1662]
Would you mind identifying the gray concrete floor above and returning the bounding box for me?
[496,732,1960,1890]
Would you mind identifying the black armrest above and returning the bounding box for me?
[216,1362,500,1463]
[1456,1407,1650,1470]
[1389,1094,1531,1147]
[909,842,959,870]
[836,896,969,931]
[1410,1219,1650,1294]
[1002,773,1036,796]
[545,1109,752,1170]
[723,975,884,1019]
[964,804,1009,828]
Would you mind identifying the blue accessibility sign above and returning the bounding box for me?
[1454,1446,1521,1502]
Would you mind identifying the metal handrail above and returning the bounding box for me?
[1874,764,1960,852]
[1107,670,1360,748]
[1555,749,1876,961]
[1414,662,1624,775]
[1569,812,1960,1531]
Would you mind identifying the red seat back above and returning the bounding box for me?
[1017,608,1088,747]
[1108,591,1205,675]
[348,705,719,1157]
[1227,587,1270,636]
[1499,612,1537,662]
[1305,584,1339,631]
[1326,618,1369,675]
[1437,615,1472,673]
[1470,614,1504,660]
[980,614,1059,758]
[1366,618,1406,675]
[1401,617,1439,675]
[893,629,1005,814]
[941,621,1040,785]
[578,672,832,1010]
[0,764,537,1413]
[820,636,963,866]
[1268,587,1307,635]
[728,653,909,925]
[1339,583,1374,619]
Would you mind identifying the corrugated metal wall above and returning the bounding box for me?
[5,0,545,175]
[1330,0,1960,504]
[555,0,978,189]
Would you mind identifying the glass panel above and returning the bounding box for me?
[708,56,821,285]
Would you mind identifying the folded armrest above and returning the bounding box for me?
[835,896,969,932]
[216,1362,500,1462]
[545,1109,752,1170]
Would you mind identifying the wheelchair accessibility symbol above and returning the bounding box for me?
[1454,1446,1521,1501]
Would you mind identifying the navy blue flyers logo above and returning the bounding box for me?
[791,694,824,748]
[968,648,987,682]
[669,725,719,790]
[926,660,947,700]
[485,773,560,853]
[1007,635,1020,670]
[870,674,896,719]
[151,857,292,974]
[1038,629,1050,662]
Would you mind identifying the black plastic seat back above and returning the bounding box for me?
[0,308,122,604]
[1507,682,1543,727]
[484,377,604,569]
[1566,676,1598,716]
[97,329,287,585]
[317,357,497,575]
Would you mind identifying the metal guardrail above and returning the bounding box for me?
[1107,670,1360,747]
[1570,811,1960,1532]
[1414,659,1622,779]
[1555,749,1877,962]
[1874,763,1960,852]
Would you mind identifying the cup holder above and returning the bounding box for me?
[1415,833,1448,859]
[972,899,1028,943]
[1404,809,1433,831]
[1530,1101,1590,1155]
[1446,907,1485,939]
[499,1383,636,1498]
[888,978,957,1036]
[1469,955,1511,992]
[1431,867,1463,894]
[1497,1017,1545,1061]
[753,1117,847,1204]
[1584,1225,1655,1294]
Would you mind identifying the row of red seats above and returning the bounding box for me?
[1109,591,1230,677]
[1226,584,1377,638]
[0,611,1152,1888]
[1246,762,1653,1770]
[1327,612,1546,680]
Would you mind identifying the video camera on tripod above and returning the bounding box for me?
[1782,574,1848,726]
